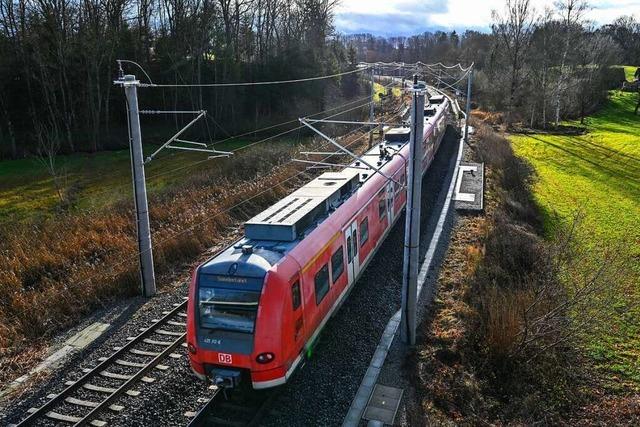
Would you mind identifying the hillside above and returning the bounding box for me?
[510,80,640,386]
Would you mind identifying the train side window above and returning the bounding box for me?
[291,281,301,310]
[360,217,369,247]
[352,229,358,256]
[347,235,353,262]
[331,247,344,284]
[314,264,330,305]
[378,197,386,220]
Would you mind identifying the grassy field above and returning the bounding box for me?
[620,65,638,81]
[510,75,640,385]
[0,137,279,223]
[373,82,403,102]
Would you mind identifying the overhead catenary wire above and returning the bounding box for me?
[143,67,407,180]
[59,92,387,207]
[134,101,374,186]
[419,67,472,97]
[132,72,407,185]
[141,70,405,182]
[368,61,473,72]
[137,66,369,88]
[39,65,405,210]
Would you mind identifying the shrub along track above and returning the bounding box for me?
[406,117,640,425]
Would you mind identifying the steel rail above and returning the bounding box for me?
[75,333,187,426]
[186,387,223,427]
[16,300,188,426]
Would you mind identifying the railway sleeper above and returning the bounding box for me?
[26,408,106,426]
[76,368,156,383]
[155,329,184,337]
[129,348,160,357]
[99,370,156,383]
[45,394,124,412]
[65,381,141,396]
[143,338,173,346]
[96,357,169,370]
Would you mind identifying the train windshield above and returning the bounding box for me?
[198,276,262,334]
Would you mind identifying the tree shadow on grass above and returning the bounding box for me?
[524,134,640,203]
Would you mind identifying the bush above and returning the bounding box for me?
[463,122,582,419]
[603,66,627,89]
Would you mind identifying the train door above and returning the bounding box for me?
[290,276,304,346]
[345,220,360,286]
[386,181,394,223]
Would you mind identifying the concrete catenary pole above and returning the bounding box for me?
[369,66,375,148]
[123,74,156,297]
[464,67,474,142]
[401,75,426,345]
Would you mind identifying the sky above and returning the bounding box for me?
[335,0,640,36]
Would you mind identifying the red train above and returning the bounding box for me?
[187,94,451,389]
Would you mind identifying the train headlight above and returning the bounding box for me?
[188,343,197,354]
[256,352,275,364]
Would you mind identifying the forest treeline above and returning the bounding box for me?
[0,0,355,159]
[344,0,639,128]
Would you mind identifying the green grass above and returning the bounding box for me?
[0,137,271,223]
[511,84,640,386]
[374,82,402,102]
[621,65,638,81]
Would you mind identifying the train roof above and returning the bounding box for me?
[200,97,449,274]
[199,129,410,274]
[429,94,446,104]
[244,170,361,242]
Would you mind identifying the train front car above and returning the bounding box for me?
[186,241,299,389]
[187,91,452,391]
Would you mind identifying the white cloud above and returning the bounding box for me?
[335,0,640,35]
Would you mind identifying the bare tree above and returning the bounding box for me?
[553,0,589,126]
[35,128,68,206]
[492,0,535,126]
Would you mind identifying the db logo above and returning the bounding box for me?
[218,353,233,364]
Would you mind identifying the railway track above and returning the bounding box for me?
[186,386,278,427]
[14,300,189,427]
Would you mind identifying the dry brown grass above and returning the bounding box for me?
[0,145,300,383]
[471,109,504,126]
